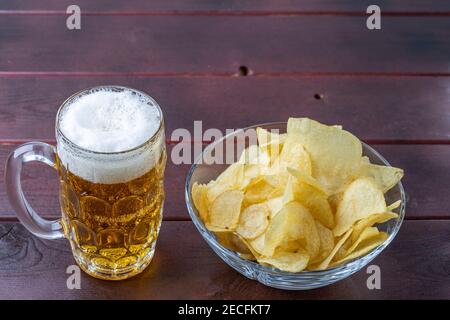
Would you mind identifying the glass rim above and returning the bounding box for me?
[55,85,164,156]
[185,121,406,276]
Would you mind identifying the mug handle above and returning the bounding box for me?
[5,142,65,239]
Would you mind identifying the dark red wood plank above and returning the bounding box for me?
[1,144,449,220]
[1,0,449,12]
[0,220,448,299]
[1,77,449,141]
[0,16,448,73]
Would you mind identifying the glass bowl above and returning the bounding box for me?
[185,122,405,290]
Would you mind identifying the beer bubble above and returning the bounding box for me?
[57,87,164,184]
[59,88,160,153]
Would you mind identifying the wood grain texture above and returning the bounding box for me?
[0,220,448,299]
[1,77,450,141]
[0,16,449,73]
[1,0,450,12]
[1,144,449,220]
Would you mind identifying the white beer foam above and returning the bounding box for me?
[57,88,164,184]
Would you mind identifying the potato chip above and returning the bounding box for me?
[215,230,235,250]
[238,144,259,164]
[256,127,286,147]
[348,227,381,254]
[263,204,295,257]
[330,231,388,267]
[191,182,209,223]
[230,233,252,254]
[258,249,310,272]
[243,175,283,205]
[287,167,328,196]
[333,246,347,263]
[283,175,334,229]
[336,226,380,261]
[264,201,320,259]
[206,224,235,233]
[206,163,244,203]
[282,176,296,204]
[287,117,362,194]
[311,228,352,271]
[238,144,270,167]
[206,182,232,205]
[207,190,244,230]
[328,192,343,214]
[236,203,270,240]
[265,196,284,218]
[387,200,401,211]
[350,212,398,243]
[359,162,404,193]
[310,222,335,264]
[214,231,233,247]
[275,134,312,175]
[334,177,386,236]
[216,162,245,186]
[292,185,334,230]
[248,233,265,256]
[256,127,286,163]
[237,145,261,183]
[238,252,257,261]
[216,231,253,255]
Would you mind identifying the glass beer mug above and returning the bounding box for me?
[5,86,166,280]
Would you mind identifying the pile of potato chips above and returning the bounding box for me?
[192,118,403,272]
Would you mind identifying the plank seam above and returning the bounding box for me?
[0,10,449,17]
[0,216,189,222]
[0,216,450,222]
[2,140,450,146]
[0,72,449,78]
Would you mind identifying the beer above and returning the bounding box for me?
[56,87,166,280]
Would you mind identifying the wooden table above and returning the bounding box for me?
[1,1,449,299]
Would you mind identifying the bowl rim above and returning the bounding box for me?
[185,121,406,276]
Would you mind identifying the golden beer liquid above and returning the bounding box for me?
[57,150,166,280]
